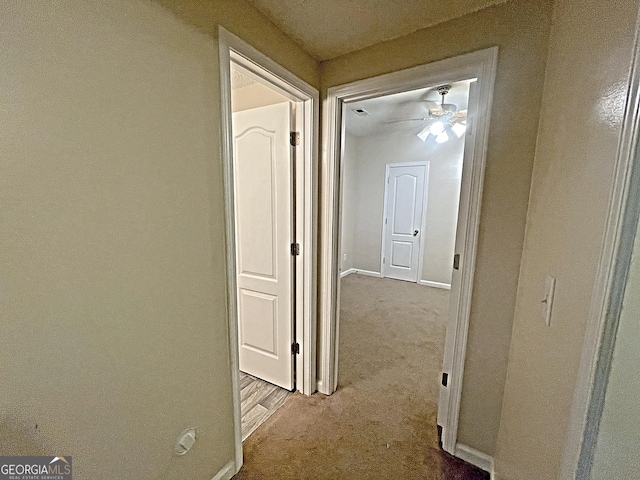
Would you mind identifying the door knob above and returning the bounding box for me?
[413,230,419,236]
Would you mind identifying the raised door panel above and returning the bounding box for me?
[235,128,277,280]
[238,289,278,356]
[392,174,418,235]
[391,241,413,269]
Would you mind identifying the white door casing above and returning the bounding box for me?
[437,79,477,446]
[381,163,429,282]
[233,102,294,391]
[318,48,498,462]
[219,26,320,475]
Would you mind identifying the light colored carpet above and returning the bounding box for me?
[234,274,488,479]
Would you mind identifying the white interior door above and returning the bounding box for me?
[232,101,294,391]
[382,163,428,282]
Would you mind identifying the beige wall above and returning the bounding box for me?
[0,1,318,478]
[591,218,640,478]
[340,132,359,273]
[340,130,464,285]
[322,0,554,454]
[155,0,319,88]
[493,0,640,478]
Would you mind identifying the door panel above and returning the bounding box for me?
[382,164,428,282]
[235,129,277,279]
[238,289,278,355]
[233,102,294,391]
[392,175,418,235]
[391,241,413,268]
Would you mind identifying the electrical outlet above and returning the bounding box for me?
[343,253,347,261]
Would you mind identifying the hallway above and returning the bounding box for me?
[235,274,488,479]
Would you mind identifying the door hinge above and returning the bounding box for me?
[453,254,460,270]
[292,342,300,355]
[291,243,300,256]
[383,257,386,264]
[290,131,300,147]
[442,372,448,387]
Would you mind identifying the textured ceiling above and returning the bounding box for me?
[344,80,471,137]
[230,68,257,90]
[246,0,508,61]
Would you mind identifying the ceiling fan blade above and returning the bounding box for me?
[385,117,429,124]
[450,117,467,125]
[441,103,458,113]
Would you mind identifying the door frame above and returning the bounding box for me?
[317,47,498,455]
[218,26,319,470]
[559,13,640,477]
[380,161,430,283]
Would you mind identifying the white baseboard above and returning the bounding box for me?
[419,280,451,290]
[352,269,382,278]
[340,268,357,278]
[316,379,327,394]
[454,443,494,475]
[211,460,237,480]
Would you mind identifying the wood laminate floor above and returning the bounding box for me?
[240,372,291,441]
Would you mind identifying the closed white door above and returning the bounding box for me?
[382,163,428,282]
[232,102,294,391]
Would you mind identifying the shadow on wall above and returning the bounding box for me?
[0,415,50,456]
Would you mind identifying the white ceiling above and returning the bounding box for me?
[344,80,472,137]
[246,0,507,61]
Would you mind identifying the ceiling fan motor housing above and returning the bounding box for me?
[435,84,457,114]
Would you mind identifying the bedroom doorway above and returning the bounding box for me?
[219,26,319,467]
[318,48,498,459]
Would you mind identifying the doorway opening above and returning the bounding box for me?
[337,79,471,453]
[230,64,296,440]
[219,27,319,469]
[318,48,498,463]
[340,81,471,288]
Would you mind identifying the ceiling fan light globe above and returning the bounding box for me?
[417,125,431,142]
[451,123,466,138]
[429,121,445,136]
[435,131,449,143]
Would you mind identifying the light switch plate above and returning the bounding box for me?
[542,274,556,326]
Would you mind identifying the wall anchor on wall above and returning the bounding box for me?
[175,427,197,455]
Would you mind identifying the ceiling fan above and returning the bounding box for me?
[388,85,467,143]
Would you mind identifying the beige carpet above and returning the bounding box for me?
[235,274,489,479]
